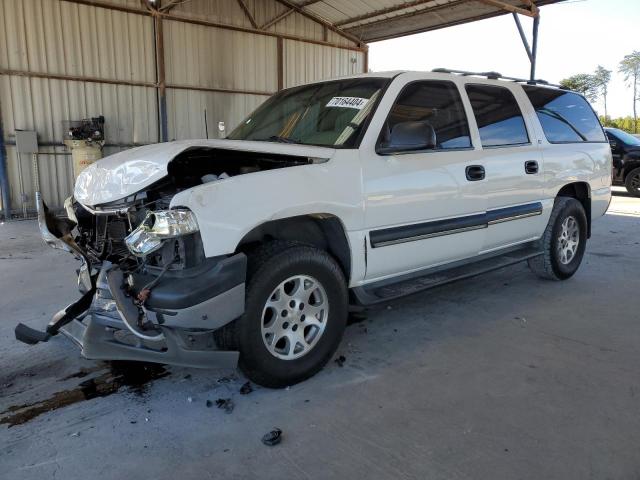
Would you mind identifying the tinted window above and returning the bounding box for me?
[381,81,471,150]
[466,84,529,147]
[523,86,606,143]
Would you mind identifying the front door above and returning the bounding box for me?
[362,78,487,282]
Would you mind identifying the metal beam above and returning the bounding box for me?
[335,0,437,27]
[60,0,365,52]
[0,97,11,221]
[277,37,284,90]
[273,0,364,46]
[0,69,273,96]
[529,13,540,82]
[0,68,156,88]
[260,8,295,30]
[475,0,538,18]
[154,11,169,142]
[512,13,532,62]
[236,0,258,29]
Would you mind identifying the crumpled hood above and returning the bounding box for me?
[74,139,336,207]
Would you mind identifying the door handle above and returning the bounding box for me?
[525,160,539,174]
[465,165,485,181]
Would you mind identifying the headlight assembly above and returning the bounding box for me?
[125,209,199,257]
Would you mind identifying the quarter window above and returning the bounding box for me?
[381,81,472,150]
[523,86,606,143]
[465,84,529,147]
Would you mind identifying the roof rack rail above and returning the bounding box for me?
[431,68,567,89]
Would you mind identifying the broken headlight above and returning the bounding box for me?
[124,209,199,257]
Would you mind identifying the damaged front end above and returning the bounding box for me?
[15,166,250,368]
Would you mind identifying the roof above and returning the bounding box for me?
[286,0,566,43]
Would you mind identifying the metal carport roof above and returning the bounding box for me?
[281,0,565,43]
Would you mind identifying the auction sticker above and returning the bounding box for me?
[326,97,368,109]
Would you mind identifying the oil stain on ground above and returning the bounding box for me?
[0,362,169,428]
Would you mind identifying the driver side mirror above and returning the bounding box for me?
[378,120,437,155]
[609,140,618,149]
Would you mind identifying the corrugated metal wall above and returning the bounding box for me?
[0,0,366,214]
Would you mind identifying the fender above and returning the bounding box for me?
[170,150,364,258]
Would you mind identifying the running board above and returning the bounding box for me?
[352,244,542,305]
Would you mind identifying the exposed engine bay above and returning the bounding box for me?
[72,147,316,267]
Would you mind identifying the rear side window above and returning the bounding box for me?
[465,84,529,147]
[523,86,606,143]
[382,81,472,150]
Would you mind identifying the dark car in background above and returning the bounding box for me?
[605,127,640,196]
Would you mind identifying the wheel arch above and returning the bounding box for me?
[556,181,592,237]
[235,214,352,283]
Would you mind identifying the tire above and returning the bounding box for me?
[527,197,588,281]
[217,240,348,388]
[624,167,640,197]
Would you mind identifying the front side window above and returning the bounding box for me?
[380,81,472,150]
[228,78,388,148]
[465,84,529,147]
[523,86,606,143]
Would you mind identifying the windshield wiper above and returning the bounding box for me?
[264,135,301,144]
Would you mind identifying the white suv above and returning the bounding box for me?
[18,70,612,387]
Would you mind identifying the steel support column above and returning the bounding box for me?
[529,14,540,82]
[154,13,169,142]
[0,100,10,221]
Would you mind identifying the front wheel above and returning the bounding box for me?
[528,197,588,280]
[624,167,640,197]
[217,241,348,388]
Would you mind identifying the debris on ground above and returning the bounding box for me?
[183,374,192,380]
[206,400,213,408]
[187,396,194,403]
[240,382,253,395]
[217,375,236,384]
[335,355,346,367]
[70,431,80,437]
[261,428,283,446]
[215,398,234,414]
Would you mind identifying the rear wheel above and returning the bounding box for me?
[624,167,640,197]
[528,197,587,280]
[217,241,348,388]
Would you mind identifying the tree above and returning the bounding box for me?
[593,65,612,119]
[619,51,640,133]
[560,73,599,102]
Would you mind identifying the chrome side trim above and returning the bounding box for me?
[373,224,486,248]
[369,202,543,248]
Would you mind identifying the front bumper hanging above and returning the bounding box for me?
[15,195,246,369]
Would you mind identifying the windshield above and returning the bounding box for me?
[608,128,640,146]
[228,78,388,148]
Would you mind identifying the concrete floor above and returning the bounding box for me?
[1,189,639,480]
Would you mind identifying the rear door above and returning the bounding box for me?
[464,82,545,253]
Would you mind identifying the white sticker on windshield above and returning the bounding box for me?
[326,96,368,109]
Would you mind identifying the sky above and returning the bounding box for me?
[368,0,639,118]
